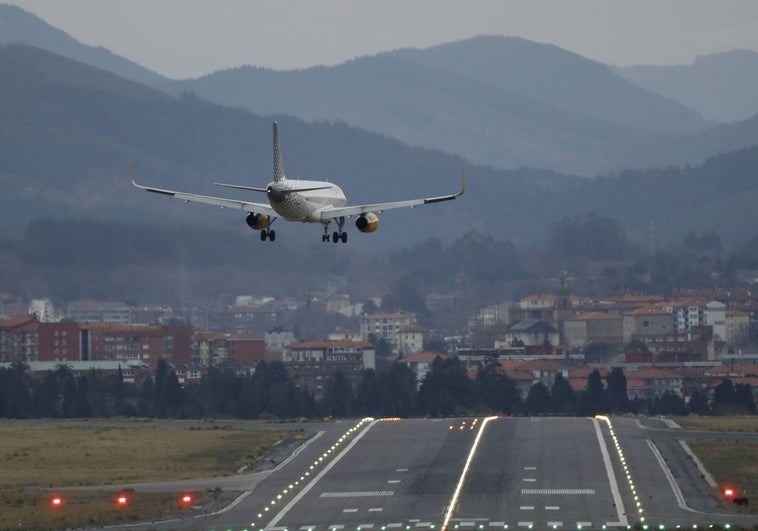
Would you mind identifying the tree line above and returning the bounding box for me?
[1,357,754,419]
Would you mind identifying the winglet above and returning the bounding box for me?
[129,163,137,186]
[459,172,466,197]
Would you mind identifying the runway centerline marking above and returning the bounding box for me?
[440,416,498,531]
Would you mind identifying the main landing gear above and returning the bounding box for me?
[260,229,275,241]
[322,217,348,243]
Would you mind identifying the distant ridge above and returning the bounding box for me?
[0,3,167,85]
[163,35,708,175]
[617,50,758,123]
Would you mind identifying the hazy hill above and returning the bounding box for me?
[0,3,167,86]
[3,43,758,257]
[163,36,709,176]
[391,36,705,135]
[617,50,758,123]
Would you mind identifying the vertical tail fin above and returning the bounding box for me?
[273,121,285,182]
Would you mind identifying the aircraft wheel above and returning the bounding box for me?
[269,230,276,241]
[260,230,268,241]
[332,232,339,243]
[341,232,348,243]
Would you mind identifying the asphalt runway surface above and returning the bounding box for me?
[104,416,758,530]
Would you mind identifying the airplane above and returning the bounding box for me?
[132,122,465,243]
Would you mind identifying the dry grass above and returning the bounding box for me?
[0,420,297,529]
[672,415,758,433]
[688,440,758,513]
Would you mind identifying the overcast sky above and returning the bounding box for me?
[8,0,758,79]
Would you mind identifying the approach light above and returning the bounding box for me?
[723,487,735,499]
[180,493,194,506]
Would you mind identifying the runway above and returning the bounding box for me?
[111,416,758,530]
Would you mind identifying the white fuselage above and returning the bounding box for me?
[267,178,347,222]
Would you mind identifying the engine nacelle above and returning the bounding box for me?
[355,212,379,233]
[246,212,270,230]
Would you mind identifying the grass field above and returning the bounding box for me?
[672,415,758,433]
[0,420,298,529]
[672,416,758,515]
[688,440,758,513]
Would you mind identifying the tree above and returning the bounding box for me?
[549,212,627,262]
[687,389,710,415]
[734,383,756,414]
[550,373,575,415]
[322,370,353,417]
[712,378,735,412]
[579,369,608,415]
[525,382,551,415]
[605,368,629,413]
[380,363,417,417]
[655,390,687,415]
[417,356,474,416]
[475,363,522,415]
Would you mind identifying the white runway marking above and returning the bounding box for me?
[342,508,358,513]
[547,522,563,528]
[524,466,537,470]
[517,521,533,527]
[396,468,409,472]
[320,491,394,497]
[388,479,401,484]
[521,488,595,495]
[592,418,628,527]
[522,478,536,482]
[267,419,381,527]
[545,505,560,510]
[519,505,535,510]
[368,508,383,512]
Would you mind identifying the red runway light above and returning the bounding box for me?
[49,495,64,508]
[723,487,735,498]
[180,493,193,506]
[115,494,129,507]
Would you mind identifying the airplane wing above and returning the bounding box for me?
[319,173,465,221]
[131,173,277,216]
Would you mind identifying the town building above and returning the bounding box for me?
[282,340,375,401]
[563,311,623,349]
[622,306,674,343]
[397,325,426,356]
[504,319,559,348]
[360,312,417,351]
[67,300,132,324]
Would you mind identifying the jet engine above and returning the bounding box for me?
[246,212,270,230]
[355,212,379,233]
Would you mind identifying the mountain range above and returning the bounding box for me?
[2,4,758,254]
[616,50,758,123]
[4,4,758,176]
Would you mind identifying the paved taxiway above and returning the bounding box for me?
[107,416,758,530]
